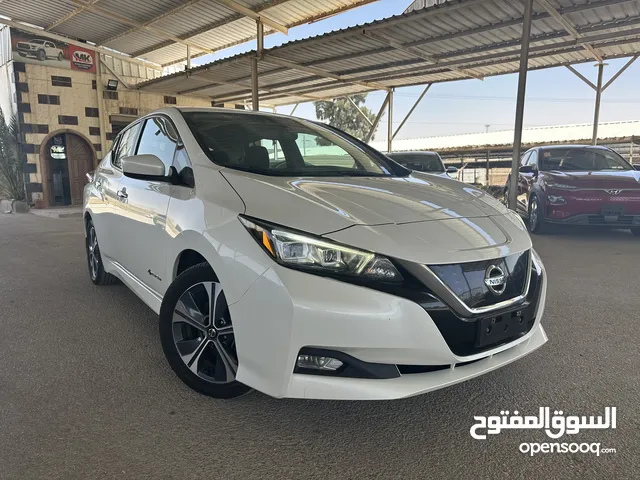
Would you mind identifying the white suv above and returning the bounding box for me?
[83,107,547,400]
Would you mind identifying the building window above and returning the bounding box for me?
[16,82,29,93]
[164,96,177,105]
[103,90,118,100]
[89,126,101,136]
[119,107,138,116]
[51,76,72,87]
[58,115,78,125]
[36,124,49,134]
[235,104,246,110]
[38,94,61,105]
[17,103,31,113]
[85,107,99,118]
[92,80,96,90]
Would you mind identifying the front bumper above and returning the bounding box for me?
[229,254,547,400]
[545,212,640,227]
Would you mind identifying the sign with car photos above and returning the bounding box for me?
[11,28,96,73]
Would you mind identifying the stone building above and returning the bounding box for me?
[0,26,217,208]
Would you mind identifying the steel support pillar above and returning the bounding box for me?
[186,45,191,70]
[289,103,299,116]
[592,62,604,145]
[365,92,391,143]
[508,0,534,211]
[387,89,394,153]
[393,84,431,140]
[95,56,107,160]
[252,20,264,111]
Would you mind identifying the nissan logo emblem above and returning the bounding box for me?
[484,265,507,296]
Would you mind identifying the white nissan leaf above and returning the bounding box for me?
[83,107,548,400]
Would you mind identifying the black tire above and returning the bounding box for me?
[631,228,640,237]
[85,219,118,285]
[57,52,63,61]
[159,263,251,399]
[528,195,546,234]
[37,49,46,61]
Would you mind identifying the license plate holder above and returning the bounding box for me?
[476,310,529,348]
[601,204,624,217]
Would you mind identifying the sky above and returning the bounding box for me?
[191,0,640,142]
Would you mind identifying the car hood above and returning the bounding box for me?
[545,170,640,188]
[222,170,510,235]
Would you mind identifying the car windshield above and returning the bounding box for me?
[387,153,445,173]
[181,111,406,177]
[540,147,632,171]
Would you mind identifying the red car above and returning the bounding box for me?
[505,145,640,235]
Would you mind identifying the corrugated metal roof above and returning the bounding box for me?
[133,0,640,105]
[370,120,640,152]
[0,0,377,66]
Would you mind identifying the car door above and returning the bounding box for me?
[516,150,532,215]
[114,115,179,295]
[91,123,140,261]
[45,41,55,58]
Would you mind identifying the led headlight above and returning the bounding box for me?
[547,183,577,190]
[239,216,403,282]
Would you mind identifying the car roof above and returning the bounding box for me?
[534,144,609,150]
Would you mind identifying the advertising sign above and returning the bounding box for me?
[11,28,96,73]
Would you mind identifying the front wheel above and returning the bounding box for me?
[86,220,118,285]
[57,52,63,61]
[37,49,46,61]
[528,195,546,234]
[159,263,251,399]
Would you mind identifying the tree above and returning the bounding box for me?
[314,94,377,142]
[0,108,25,201]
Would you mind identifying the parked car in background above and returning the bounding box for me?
[387,151,458,178]
[83,107,547,400]
[505,145,640,235]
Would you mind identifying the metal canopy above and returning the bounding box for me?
[134,0,640,105]
[0,0,377,66]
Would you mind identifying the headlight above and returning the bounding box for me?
[239,216,403,282]
[547,183,577,190]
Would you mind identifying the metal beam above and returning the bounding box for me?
[347,97,373,127]
[366,92,391,143]
[260,54,388,91]
[186,45,191,70]
[95,56,108,157]
[592,62,605,145]
[508,0,534,211]
[393,84,431,140]
[536,0,603,62]
[602,54,639,91]
[387,89,394,153]
[69,0,215,54]
[211,0,288,34]
[565,65,597,90]
[289,103,299,116]
[46,0,101,30]
[362,30,483,80]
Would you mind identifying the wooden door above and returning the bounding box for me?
[66,134,94,205]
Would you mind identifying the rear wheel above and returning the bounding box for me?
[528,195,546,234]
[159,263,251,399]
[37,49,46,61]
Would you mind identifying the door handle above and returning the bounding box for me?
[117,189,128,200]
[95,179,102,188]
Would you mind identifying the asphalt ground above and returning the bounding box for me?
[0,213,638,479]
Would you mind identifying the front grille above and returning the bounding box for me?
[429,251,530,309]
[588,215,634,225]
[425,265,542,357]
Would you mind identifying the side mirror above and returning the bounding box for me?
[519,165,535,174]
[446,166,458,174]
[122,155,166,180]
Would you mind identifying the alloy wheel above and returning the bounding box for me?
[87,226,100,280]
[529,198,539,229]
[171,282,238,384]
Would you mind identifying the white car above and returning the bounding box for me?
[16,38,64,62]
[387,151,458,178]
[83,107,548,400]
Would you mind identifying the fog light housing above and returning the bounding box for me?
[297,355,343,371]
